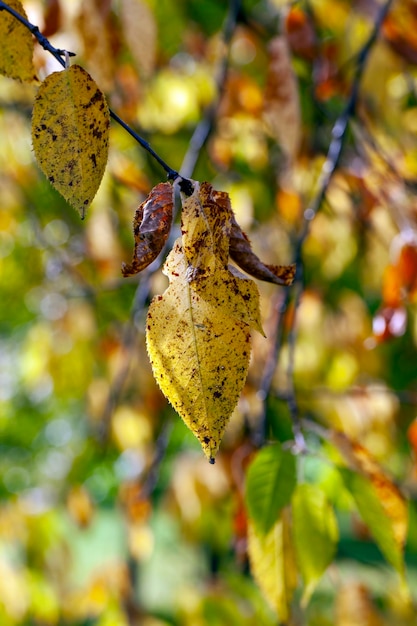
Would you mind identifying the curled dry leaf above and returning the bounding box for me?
[229,214,296,286]
[122,182,174,276]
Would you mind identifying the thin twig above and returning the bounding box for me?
[256,0,394,447]
[180,0,242,178]
[0,0,180,181]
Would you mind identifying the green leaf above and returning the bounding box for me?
[292,483,338,604]
[245,443,297,535]
[340,468,405,576]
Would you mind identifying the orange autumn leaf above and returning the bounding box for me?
[383,0,417,65]
[382,264,402,308]
[397,243,417,291]
[122,182,174,276]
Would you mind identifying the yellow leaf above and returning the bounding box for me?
[32,65,110,217]
[0,0,36,82]
[264,36,301,163]
[146,240,261,462]
[181,180,232,279]
[248,511,298,622]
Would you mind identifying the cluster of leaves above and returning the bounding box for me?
[1,0,417,625]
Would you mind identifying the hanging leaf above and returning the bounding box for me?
[145,180,295,460]
[245,443,297,535]
[32,65,110,218]
[248,511,298,623]
[264,35,301,163]
[229,214,296,286]
[0,0,36,82]
[181,180,232,279]
[340,468,406,576]
[146,240,262,462]
[292,483,338,605]
[122,182,174,276]
[120,0,157,77]
[332,430,408,576]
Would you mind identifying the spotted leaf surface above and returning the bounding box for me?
[0,0,36,82]
[32,65,110,217]
[146,240,262,462]
[122,182,174,276]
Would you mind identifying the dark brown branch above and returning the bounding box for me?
[256,0,394,448]
[0,0,180,181]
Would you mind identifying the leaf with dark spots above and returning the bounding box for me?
[229,214,295,286]
[122,182,174,277]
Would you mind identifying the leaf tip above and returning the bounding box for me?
[209,457,216,465]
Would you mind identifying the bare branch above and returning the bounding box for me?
[256,0,395,448]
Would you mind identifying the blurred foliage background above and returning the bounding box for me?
[2,0,417,624]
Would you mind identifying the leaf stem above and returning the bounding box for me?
[0,0,180,181]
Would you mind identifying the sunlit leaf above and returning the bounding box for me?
[122,182,174,276]
[245,443,297,535]
[0,0,36,82]
[248,511,297,623]
[146,239,261,462]
[181,180,232,279]
[292,483,338,605]
[32,65,110,217]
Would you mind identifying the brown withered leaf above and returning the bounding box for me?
[229,214,295,286]
[122,182,174,276]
